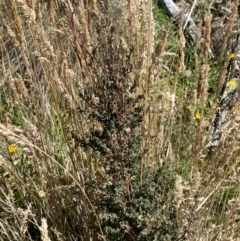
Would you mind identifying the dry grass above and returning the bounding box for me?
[0,0,240,240]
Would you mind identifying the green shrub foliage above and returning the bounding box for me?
[68,3,178,240]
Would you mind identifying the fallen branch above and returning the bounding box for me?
[208,33,240,150]
[158,0,213,57]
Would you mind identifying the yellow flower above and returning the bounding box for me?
[232,106,236,112]
[195,113,201,120]
[8,145,17,153]
[211,104,217,110]
[229,53,235,59]
[229,79,237,87]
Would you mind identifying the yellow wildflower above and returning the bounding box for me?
[211,104,217,110]
[8,145,17,153]
[229,79,237,87]
[229,53,235,59]
[232,106,236,112]
[195,113,201,120]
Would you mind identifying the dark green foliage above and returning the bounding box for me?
[88,166,177,241]
[68,3,178,240]
[27,223,41,241]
